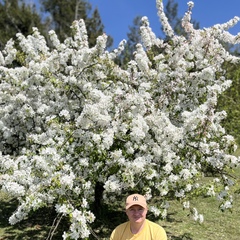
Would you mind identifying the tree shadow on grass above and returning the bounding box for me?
[89,204,127,239]
[167,233,193,240]
[0,196,194,240]
[0,195,68,239]
[0,197,18,228]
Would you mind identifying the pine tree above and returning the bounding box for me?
[116,0,200,68]
[164,0,199,37]
[40,0,112,47]
[115,16,142,68]
[0,0,45,50]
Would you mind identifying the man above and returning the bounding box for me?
[110,193,167,240]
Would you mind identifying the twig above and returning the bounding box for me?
[46,213,64,240]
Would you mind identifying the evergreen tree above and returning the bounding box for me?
[0,0,45,50]
[164,0,199,37]
[115,16,142,68]
[86,8,113,48]
[117,0,200,68]
[40,0,112,47]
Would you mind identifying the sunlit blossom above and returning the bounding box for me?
[0,0,240,238]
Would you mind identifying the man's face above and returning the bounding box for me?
[126,205,147,224]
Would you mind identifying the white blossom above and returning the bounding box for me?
[183,201,190,209]
[59,109,71,121]
[0,0,240,238]
[149,206,161,217]
[104,175,121,192]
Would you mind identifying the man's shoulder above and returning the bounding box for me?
[114,221,129,231]
[146,219,163,228]
[146,219,167,239]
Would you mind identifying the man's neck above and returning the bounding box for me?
[130,220,146,234]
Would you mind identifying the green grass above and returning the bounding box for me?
[162,167,240,240]
[161,194,240,240]
[0,168,240,239]
[0,192,64,239]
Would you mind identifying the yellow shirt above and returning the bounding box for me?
[110,219,167,240]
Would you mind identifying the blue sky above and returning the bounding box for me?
[88,0,240,48]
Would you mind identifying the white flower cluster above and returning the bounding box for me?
[191,207,204,224]
[156,0,174,37]
[1,0,240,238]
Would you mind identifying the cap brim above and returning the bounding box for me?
[126,203,147,210]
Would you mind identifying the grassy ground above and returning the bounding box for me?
[162,194,240,240]
[0,192,54,240]
[0,169,240,239]
[162,166,240,240]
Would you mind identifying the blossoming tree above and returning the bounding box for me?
[0,0,240,239]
